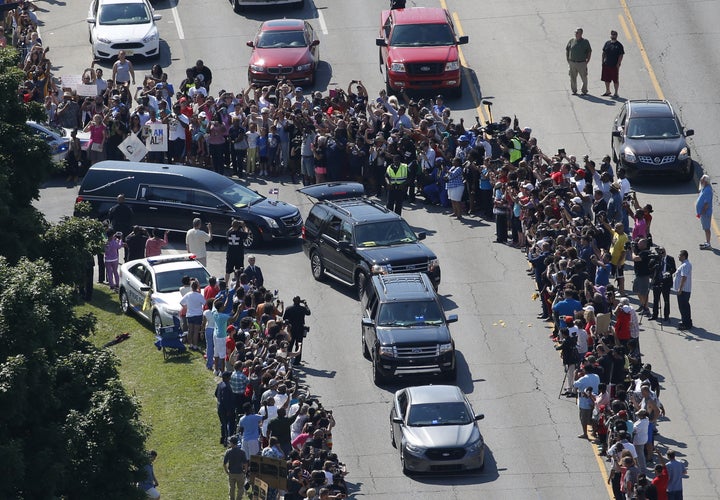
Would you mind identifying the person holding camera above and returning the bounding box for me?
[185,218,212,267]
[650,247,676,322]
[283,296,311,365]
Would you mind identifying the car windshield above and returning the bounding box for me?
[154,267,210,293]
[219,182,264,208]
[257,29,307,48]
[377,300,444,326]
[390,23,455,47]
[31,122,66,137]
[626,117,681,139]
[354,220,417,247]
[98,3,151,25]
[407,402,472,426]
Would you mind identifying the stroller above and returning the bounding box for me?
[154,316,187,360]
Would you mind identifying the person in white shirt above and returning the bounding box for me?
[672,249,693,330]
[185,218,212,266]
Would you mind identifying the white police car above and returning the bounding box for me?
[118,253,210,332]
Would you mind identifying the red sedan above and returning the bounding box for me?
[247,19,320,86]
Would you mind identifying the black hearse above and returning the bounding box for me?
[75,161,302,248]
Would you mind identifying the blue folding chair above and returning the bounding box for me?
[154,315,187,360]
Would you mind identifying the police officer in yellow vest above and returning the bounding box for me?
[502,129,523,166]
[385,154,408,215]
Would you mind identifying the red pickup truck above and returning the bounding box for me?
[376,7,468,97]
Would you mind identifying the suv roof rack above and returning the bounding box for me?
[323,198,392,217]
[379,273,429,294]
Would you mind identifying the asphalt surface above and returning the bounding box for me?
[35,0,720,498]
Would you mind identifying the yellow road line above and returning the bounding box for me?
[618,14,631,43]
[620,0,664,100]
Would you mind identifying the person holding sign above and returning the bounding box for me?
[83,113,107,165]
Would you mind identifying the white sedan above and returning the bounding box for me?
[87,0,161,59]
[119,254,211,332]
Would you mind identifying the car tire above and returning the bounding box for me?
[400,450,411,475]
[679,160,695,182]
[243,224,261,249]
[355,270,368,299]
[443,363,457,382]
[119,289,130,315]
[152,311,163,334]
[372,356,386,386]
[233,0,242,13]
[611,144,618,164]
[310,251,325,281]
[390,422,397,448]
[362,331,371,360]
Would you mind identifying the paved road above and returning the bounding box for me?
[36,0,720,498]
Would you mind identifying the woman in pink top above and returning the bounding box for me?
[83,113,107,165]
[145,228,169,257]
[631,209,648,240]
[104,229,125,290]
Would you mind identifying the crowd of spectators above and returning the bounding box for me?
[9,3,691,498]
[189,266,348,500]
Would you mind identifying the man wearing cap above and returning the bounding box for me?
[385,154,408,215]
[601,30,624,97]
[56,91,81,129]
[223,436,248,500]
[566,28,592,95]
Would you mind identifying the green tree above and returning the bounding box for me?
[41,214,105,288]
[0,257,149,499]
[0,47,55,263]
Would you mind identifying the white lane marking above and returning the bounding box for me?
[318,9,328,35]
[170,0,185,40]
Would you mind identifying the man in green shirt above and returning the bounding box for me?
[566,27,592,95]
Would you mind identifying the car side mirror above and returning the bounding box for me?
[458,35,469,45]
[612,130,621,138]
[416,232,426,240]
[86,17,96,24]
[446,314,458,324]
[475,413,485,421]
[337,240,352,251]
[392,416,403,424]
[375,38,387,47]
[246,41,255,48]
[685,129,694,137]
[311,39,320,47]
[153,14,162,21]
[361,318,375,327]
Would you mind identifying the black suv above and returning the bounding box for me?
[299,183,441,296]
[611,99,695,181]
[361,273,457,385]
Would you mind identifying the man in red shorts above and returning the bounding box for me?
[601,30,625,97]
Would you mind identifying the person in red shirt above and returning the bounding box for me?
[613,303,632,346]
[203,277,219,309]
[648,448,669,500]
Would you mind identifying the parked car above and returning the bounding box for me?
[119,253,210,331]
[247,19,320,86]
[87,0,161,59]
[299,182,441,296]
[611,99,695,181]
[390,385,485,474]
[26,121,90,164]
[75,161,303,248]
[231,0,304,13]
[376,7,468,97]
[362,273,457,385]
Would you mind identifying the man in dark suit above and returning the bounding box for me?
[243,255,264,288]
[651,246,676,321]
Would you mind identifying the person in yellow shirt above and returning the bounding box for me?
[602,218,628,296]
